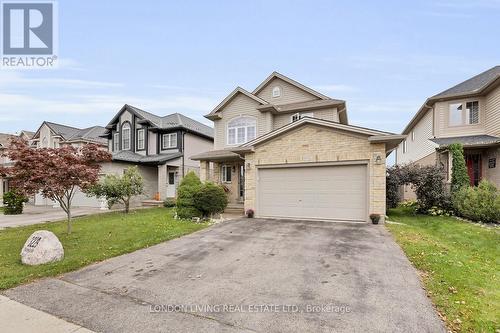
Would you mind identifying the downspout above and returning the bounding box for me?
[182,131,186,177]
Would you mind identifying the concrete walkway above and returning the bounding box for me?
[0,295,94,333]
[0,205,108,229]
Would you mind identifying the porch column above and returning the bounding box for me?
[157,164,167,200]
[213,162,221,183]
[199,161,209,182]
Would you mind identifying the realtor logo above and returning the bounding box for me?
[1,1,58,68]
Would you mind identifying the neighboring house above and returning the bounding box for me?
[396,66,500,200]
[30,121,108,207]
[100,104,214,204]
[192,72,404,222]
[0,133,17,206]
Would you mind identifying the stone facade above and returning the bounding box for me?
[243,124,386,222]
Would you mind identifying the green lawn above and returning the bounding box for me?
[387,207,499,333]
[0,208,208,290]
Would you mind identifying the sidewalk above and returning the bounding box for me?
[0,295,94,333]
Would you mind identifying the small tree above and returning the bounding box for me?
[193,182,228,218]
[449,143,470,193]
[89,166,144,213]
[0,138,111,233]
[176,171,202,219]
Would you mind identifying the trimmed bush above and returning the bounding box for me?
[453,180,500,223]
[163,197,176,208]
[3,190,28,215]
[449,143,470,193]
[176,171,202,219]
[193,182,228,218]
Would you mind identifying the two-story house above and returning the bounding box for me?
[30,121,108,207]
[396,66,500,199]
[0,132,17,207]
[192,72,404,222]
[101,104,214,205]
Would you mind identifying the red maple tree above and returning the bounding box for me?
[0,138,111,233]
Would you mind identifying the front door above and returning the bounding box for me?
[166,171,177,197]
[466,153,482,186]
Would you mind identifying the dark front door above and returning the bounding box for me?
[239,164,245,200]
[466,153,482,186]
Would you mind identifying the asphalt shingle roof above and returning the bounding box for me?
[430,135,500,148]
[432,66,500,99]
[126,105,214,138]
[112,151,183,164]
[45,122,107,144]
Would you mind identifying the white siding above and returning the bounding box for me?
[396,109,437,165]
[485,85,500,137]
[255,77,319,105]
[213,94,269,149]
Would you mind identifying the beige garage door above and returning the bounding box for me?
[257,164,367,222]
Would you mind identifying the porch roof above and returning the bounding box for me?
[112,151,183,165]
[190,149,243,161]
[431,135,500,148]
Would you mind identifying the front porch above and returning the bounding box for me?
[197,150,245,212]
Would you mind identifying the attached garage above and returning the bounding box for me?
[257,163,368,222]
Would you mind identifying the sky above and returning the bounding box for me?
[1,0,499,141]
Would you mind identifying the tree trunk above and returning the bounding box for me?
[67,209,72,234]
[125,197,130,213]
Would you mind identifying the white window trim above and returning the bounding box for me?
[403,140,407,154]
[291,112,314,122]
[411,131,415,141]
[122,124,131,150]
[162,133,177,149]
[221,165,232,183]
[113,133,119,151]
[448,100,480,127]
[272,86,281,98]
[226,116,257,146]
[136,129,145,150]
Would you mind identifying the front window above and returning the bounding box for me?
[222,165,232,183]
[122,123,131,150]
[227,116,256,145]
[136,129,145,150]
[162,133,177,149]
[449,101,479,126]
[113,133,119,151]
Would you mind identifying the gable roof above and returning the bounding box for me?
[205,87,268,120]
[106,104,214,139]
[0,133,15,148]
[19,130,35,139]
[240,117,402,151]
[33,121,107,145]
[402,65,500,135]
[253,71,331,100]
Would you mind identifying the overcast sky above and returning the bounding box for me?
[1,0,499,139]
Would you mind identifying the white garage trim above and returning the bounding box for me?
[255,161,369,223]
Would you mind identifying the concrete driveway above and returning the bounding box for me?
[0,205,106,229]
[3,219,445,333]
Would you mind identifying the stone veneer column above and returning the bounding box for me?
[157,164,167,200]
[199,161,208,182]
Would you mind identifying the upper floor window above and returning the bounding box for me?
[136,129,145,150]
[113,133,119,151]
[411,131,415,141]
[227,116,256,145]
[53,140,59,148]
[291,112,314,122]
[449,101,479,126]
[162,133,177,149]
[402,140,407,153]
[272,86,281,98]
[122,123,131,150]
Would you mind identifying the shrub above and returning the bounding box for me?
[176,171,202,219]
[453,180,500,223]
[3,190,28,215]
[163,197,176,208]
[193,182,228,218]
[387,164,451,212]
[449,143,470,193]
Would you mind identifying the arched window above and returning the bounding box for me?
[121,122,131,150]
[272,86,281,98]
[227,116,256,145]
